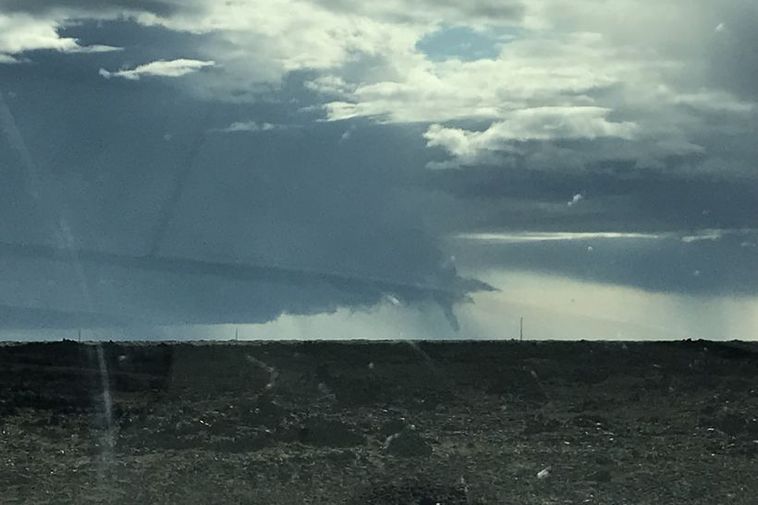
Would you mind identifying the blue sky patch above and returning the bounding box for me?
[416,26,516,61]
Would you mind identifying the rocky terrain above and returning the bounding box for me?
[0,340,757,504]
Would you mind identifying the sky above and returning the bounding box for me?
[0,0,756,340]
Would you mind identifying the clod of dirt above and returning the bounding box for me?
[523,414,561,435]
[210,432,271,452]
[718,413,749,436]
[384,428,433,457]
[485,367,547,403]
[350,479,468,505]
[332,376,384,406]
[574,367,611,385]
[573,414,612,430]
[588,468,613,482]
[240,398,286,428]
[289,417,365,447]
[380,418,408,438]
[326,449,356,467]
[0,399,17,418]
[701,411,758,438]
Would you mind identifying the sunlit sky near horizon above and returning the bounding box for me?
[0,0,757,340]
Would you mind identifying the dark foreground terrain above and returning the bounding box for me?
[1,340,757,504]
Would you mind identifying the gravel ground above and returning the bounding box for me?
[0,340,756,504]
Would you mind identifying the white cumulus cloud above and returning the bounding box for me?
[568,193,584,206]
[4,0,757,176]
[99,59,215,80]
[211,121,279,133]
[0,12,120,61]
[423,107,638,167]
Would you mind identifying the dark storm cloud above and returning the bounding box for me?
[447,231,758,296]
[0,31,484,330]
[422,145,758,298]
[707,4,758,101]
[312,0,525,23]
[0,0,182,16]
[425,163,758,233]
[0,241,483,329]
[0,304,131,329]
[57,19,213,64]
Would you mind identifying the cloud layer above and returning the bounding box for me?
[1,0,757,335]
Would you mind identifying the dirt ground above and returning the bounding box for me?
[0,340,757,504]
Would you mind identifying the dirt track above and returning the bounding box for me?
[1,340,757,504]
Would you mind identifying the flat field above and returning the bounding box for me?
[0,340,756,504]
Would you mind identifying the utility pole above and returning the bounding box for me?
[78,328,82,344]
[519,317,523,342]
